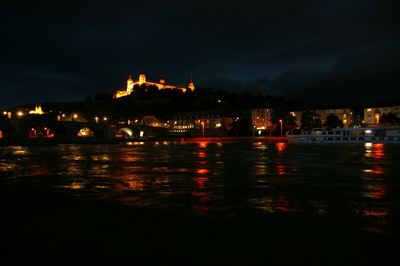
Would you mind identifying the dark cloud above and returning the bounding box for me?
[272,47,400,104]
[1,0,399,107]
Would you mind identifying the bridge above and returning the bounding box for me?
[0,117,168,144]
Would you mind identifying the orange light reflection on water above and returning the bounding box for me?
[363,185,386,199]
[196,168,210,175]
[275,142,287,153]
[361,143,390,233]
[198,141,208,148]
[192,142,212,213]
[276,165,286,176]
[365,143,385,159]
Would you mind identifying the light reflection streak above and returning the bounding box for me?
[275,142,287,153]
[253,163,268,176]
[276,165,286,176]
[198,141,208,148]
[12,147,29,155]
[58,181,85,190]
[362,185,386,199]
[249,195,290,213]
[365,143,385,159]
[361,143,390,233]
[192,142,212,214]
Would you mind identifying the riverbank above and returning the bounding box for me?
[0,136,288,146]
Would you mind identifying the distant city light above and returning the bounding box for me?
[73,114,78,119]
[17,111,24,117]
[139,131,144,137]
[103,117,108,121]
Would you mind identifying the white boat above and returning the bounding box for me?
[287,126,400,143]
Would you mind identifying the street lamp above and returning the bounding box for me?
[279,119,283,136]
[201,121,205,138]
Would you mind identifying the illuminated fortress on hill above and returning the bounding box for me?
[115,73,195,98]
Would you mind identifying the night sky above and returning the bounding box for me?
[2,0,400,107]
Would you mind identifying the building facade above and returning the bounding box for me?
[291,108,354,128]
[251,108,274,133]
[364,106,400,125]
[168,116,233,137]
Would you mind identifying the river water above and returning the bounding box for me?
[1,140,400,264]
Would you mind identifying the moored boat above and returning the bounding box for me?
[287,126,400,143]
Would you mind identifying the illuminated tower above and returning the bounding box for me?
[29,105,45,115]
[127,75,134,92]
[188,79,195,91]
[138,73,147,85]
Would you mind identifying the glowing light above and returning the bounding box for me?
[215,123,221,128]
[193,176,209,189]
[73,114,78,119]
[198,151,207,158]
[95,117,99,123]
[276,165,286,175]
[375,113,380,124]
[77,127,94,137]
[276,142,287,153]
[29,105,45,115]
[199,142,208,148]
[365,130,372,134]
[17,111,24,117]
[3,111,7,116]
[139,131,144,138]
[103,117,108,121]
[196,169,210,175]
[365,143,373,148]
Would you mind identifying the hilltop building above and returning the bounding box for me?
[29,105,45,115]
[115,73,195,98]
